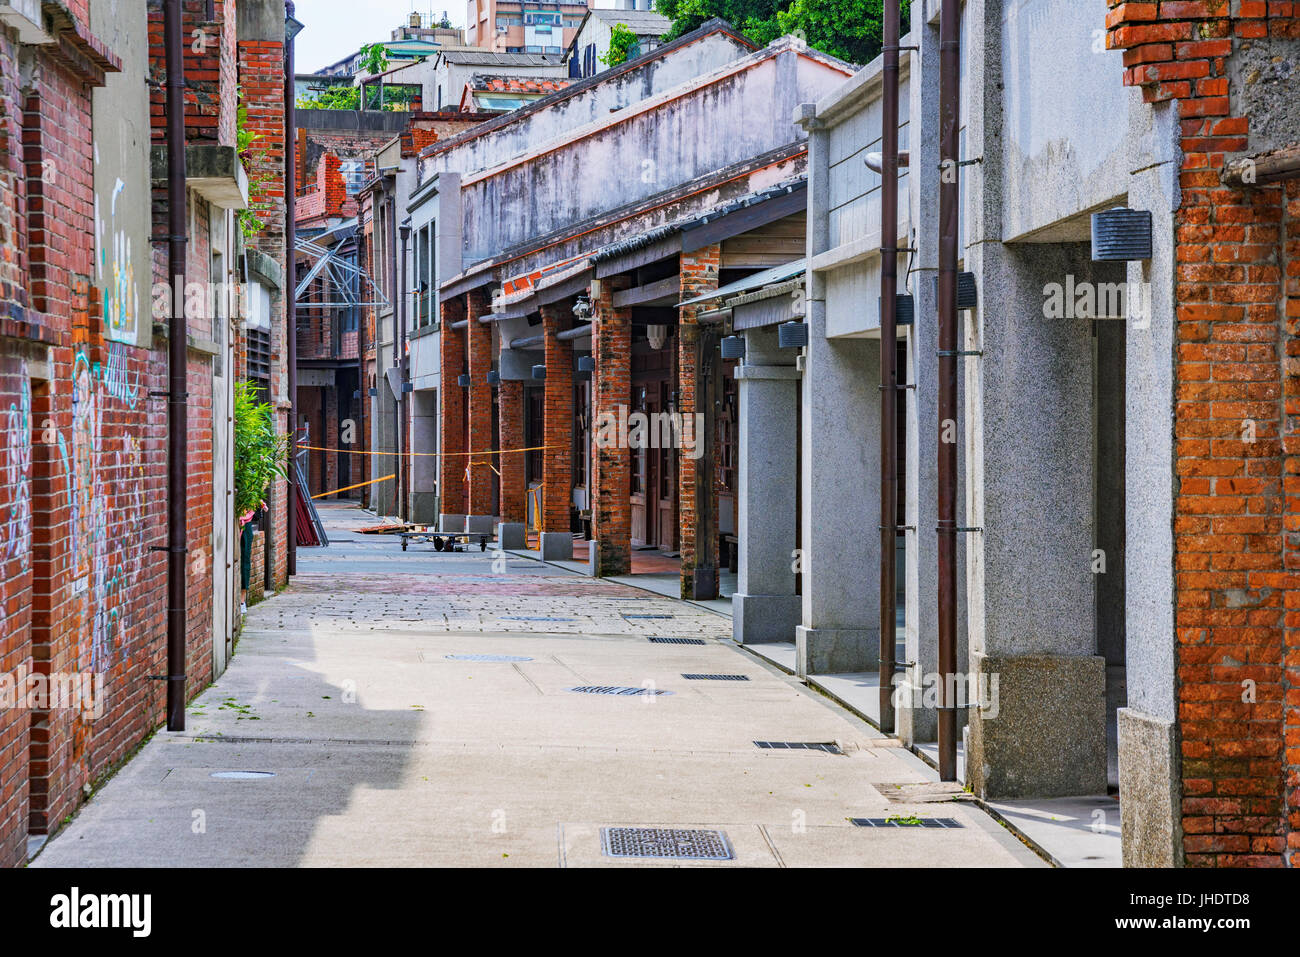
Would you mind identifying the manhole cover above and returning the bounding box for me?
[567,686,673,696]
[850,817,962,828]
[444,654,534,662]
[681,673,749,681]
[210,771,276,779]
[753,741,843,754]
[647,637,706,645]
[601,827,733,861]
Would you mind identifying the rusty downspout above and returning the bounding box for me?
[285,1,299,574]
[399,220,411,519]
[357,212,368,507]
[163,0,188,732]
[877,0,901,734]
[936,0,961,781]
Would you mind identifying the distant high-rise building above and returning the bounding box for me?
[465,0,591,54]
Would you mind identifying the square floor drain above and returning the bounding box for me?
[647,637,706,645]
[753,741,843,754]
[850,817,962,828]
[601,827,734,861]
[682,673,749,681]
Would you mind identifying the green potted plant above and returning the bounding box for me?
[235,382,290,594]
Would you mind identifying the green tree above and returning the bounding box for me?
[358,41,389,75]
[297,85,361,110]
[656,0,907,65]
[600,23,641,67]
[234,382,290,522]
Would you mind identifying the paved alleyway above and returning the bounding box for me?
[33,503,1040,867]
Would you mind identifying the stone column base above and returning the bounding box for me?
[1118,707,1182,867]
[409,492,438,525]
[733,593,799,645]
[966,651,1107,799]
[540,532,573,561]
[465,514,495,535]
[438,513,466,534]
[497,522,525,549]
[795,626,878,677]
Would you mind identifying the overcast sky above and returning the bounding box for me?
[294,0,470,72]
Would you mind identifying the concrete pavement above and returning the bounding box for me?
[32,502,1042,867]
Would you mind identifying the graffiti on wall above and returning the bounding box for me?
[69,348,148,673]
[96,176,139,345]
[1,362,32,569]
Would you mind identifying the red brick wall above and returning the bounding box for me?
[467,290,494,516]
[1107,0,1300,867]
[439,297,468,514]
[541,304,573,534]
[237,33,290,588]
[147,0,236,147]
[678,245,719,598]
[498,379,526,524]
[591,279,631,575]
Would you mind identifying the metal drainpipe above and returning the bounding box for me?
[357,212,368,507]
[877,0,901,734]
[399,221,411,519]
[163,0,188,732]
[937,0,961,781]
[285,1,299,576]
[388,188,401,518]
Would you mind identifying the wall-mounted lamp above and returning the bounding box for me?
[930,272,978,311]
[881,294,915,326]
[646,323,668,350]
[577,355,595,372]
[487,370,501,386]
[532,365,547,380]
[1091,207,1153,261]
[720,335,746,359]
[778,321,809,349]
[457,373,471,387]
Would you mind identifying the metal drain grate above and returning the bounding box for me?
[850,817,963,828]
[601,827,734,861]
[753,741,844,754]
[444,654,533,662]
[567,685,673,696]
[623,614,674,620]
[647,637,706,645]
[501,615,575,622]
[682,673,749,681]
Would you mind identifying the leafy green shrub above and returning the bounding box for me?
[234,381,290,523]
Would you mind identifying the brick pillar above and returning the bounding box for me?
[466,288,494,530]
[1106,0,1300,867]
[592,279,631,575]
[498,380,526,524]
[439,296,467,528]
[541,303,573,558]
[678,244,720,597]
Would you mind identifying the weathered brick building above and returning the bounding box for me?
[1105,0,1300,866]
[0,0,289,868]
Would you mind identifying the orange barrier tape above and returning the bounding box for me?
[296,444,549,458]
[310,473,394,499]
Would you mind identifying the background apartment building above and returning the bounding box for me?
[466,0,590,54]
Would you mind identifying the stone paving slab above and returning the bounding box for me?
[31,503,1041,869]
